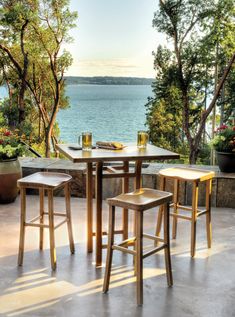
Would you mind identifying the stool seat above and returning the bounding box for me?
[17,172,72,189]
[159,167,215,182]
[107,188,172,211]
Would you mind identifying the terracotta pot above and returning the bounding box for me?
[216,151,235,173]
[0,158,22,204]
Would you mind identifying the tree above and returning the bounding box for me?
[0,0,36,123]
[146,46,184,153]
[147,0,235,163]
[0,0,77,157]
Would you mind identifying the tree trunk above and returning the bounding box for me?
[18,85,26,123]
[189,149,197,164]
[45,129,51,158]
[189,142,199,164]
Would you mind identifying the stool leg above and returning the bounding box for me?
[206,179,212,248]
[164,203,173,286]
[103,205,115,293]
[39,188,44,250]
[18,188,26,266]
[122,161,129,240]
[133,161,142,269]
[133,161,142,233]
[191,182,198,257]
[172,179,179,239]
[133,211,137,276]
[48,189,56,270]
[136,210,143,306]
[155,176,165,244]
[65,183,75,254]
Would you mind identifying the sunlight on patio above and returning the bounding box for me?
[0,265,166,316]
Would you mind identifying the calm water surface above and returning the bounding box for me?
[58,84,152,143]
[0,85,153,143]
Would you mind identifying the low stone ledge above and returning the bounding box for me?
[19,158,235,208]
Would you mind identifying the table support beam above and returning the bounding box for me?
[122,161,129,240]
[87,162,93,253]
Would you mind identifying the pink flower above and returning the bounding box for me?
[3,131,11,136]
[220,125,228,130]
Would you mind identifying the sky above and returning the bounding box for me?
[65,0,164,78]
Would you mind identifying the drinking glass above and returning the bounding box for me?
[137,131,148,149]
[78,132,92,151]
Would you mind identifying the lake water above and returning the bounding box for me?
[0,84,153,143]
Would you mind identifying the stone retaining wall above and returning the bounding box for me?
[20,158,235,208]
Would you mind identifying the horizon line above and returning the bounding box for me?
[65,75,154,79]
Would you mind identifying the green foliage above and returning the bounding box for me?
[146,45,183,152]
[211,125,235,153]
[147,0,235,164]
[0,127,25,160]
[0,98,19,126]
[0,0,78,157]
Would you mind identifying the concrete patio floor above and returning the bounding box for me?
[0,196,234,317]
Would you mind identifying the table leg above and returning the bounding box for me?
[135,160,142,190]
[96,161,103,267]
[87,162,93,253]
[122,161,129,240]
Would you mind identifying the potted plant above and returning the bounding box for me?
[0,128,25,203]
[211,124,235,173]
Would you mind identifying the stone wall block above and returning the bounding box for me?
[216,179,235,208]
[142,174,156,189]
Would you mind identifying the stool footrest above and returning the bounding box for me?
[170,213,192,220]
[118,237,136,247]
[170,204,192,211]
[29,215,41,223]
[171,204,207,215]
[143,233,164,243]
[54,218,68,229]
[25,222,49,228]
[143,244,167,259]
[25,218,68,230]
[112,245,136,255]
[44,212,67,217]
[197,210,207,217]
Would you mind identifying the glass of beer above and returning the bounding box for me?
[137,130,148,149]
[78,132,92,151]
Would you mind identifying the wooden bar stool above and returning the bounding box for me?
[103,188,173,306]
[155,167,215,257]
[17,172,75,270]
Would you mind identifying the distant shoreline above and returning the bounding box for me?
[65,76,154,86]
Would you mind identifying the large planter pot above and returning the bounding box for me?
[216,151,235,173]
[0,158,22,204]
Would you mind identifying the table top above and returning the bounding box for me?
[56,143,180,163]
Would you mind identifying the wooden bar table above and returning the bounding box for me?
[56,143,180,267]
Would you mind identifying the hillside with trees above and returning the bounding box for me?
[65,76,153,85]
